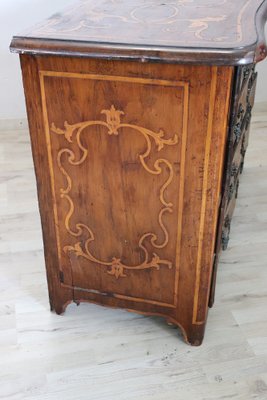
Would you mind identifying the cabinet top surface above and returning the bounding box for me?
[10,0,267,65]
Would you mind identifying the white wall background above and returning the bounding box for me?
[0,0,75,120]
[0,0,267,120]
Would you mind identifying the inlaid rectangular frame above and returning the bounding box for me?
[39,70,189,309]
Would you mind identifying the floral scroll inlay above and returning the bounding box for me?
[51,105,178,279]
[101,105,124,135]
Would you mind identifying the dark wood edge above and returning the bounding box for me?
[254,1,267,62]
[9,0,267,65]
[9,37,257,66]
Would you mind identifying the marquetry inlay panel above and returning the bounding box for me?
[39,70,189,307]
[51,104,178,280]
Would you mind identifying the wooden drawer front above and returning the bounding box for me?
[237,64,256,102]
[240,119,251,173]
[227,137,242,200]
[232,95,250,149]
[238,70,256,173]
[237,65,252,94]
[218,64,256,253]
[221,176,240,250]
[232,102,246,149]
[231,65,256,150]
[224,126,244,211]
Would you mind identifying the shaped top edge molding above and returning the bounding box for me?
[10,0,267,65]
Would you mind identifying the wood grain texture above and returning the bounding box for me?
[20,55,233,345]
[10,0,267,65]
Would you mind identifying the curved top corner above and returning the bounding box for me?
[9,0,267,66]
[254,0,267,63]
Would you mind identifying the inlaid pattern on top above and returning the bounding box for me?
[20,0,266,49]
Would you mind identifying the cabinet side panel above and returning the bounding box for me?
[20,54,234,344]
[38,68,189,307]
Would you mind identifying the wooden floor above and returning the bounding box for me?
[0,110,267,400]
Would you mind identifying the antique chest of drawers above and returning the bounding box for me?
[10,0,267,345]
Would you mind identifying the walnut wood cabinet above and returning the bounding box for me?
[10,0,267,345]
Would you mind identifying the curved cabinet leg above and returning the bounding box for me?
[50,298,73,315]
[48,282,73,315]
[186,324,206,346]
[167,318,206,346]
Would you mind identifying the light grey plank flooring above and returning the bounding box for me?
[0,111,266,400]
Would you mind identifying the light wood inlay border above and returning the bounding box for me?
[174,82,189,305]
[202,67,234,317]
[39,70,189,309]
[39,74,63,271]
[193,66,218,324]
